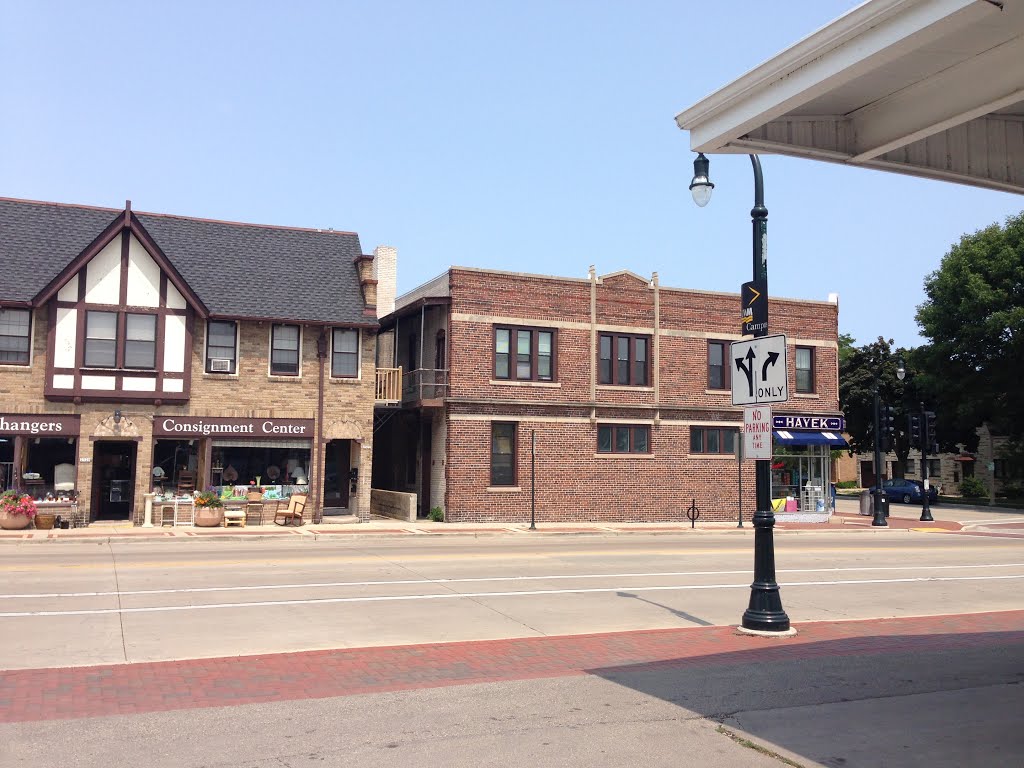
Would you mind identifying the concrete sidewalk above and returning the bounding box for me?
[0,509,962,543]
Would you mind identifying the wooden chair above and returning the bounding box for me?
[245,490,265,525]
[176,470,196,494]
[274,494,307,526]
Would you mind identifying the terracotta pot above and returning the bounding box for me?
[0,514,32,530]
[34,512,57,530]
[193,507,224,527]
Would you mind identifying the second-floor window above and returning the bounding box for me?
[599,333,649,386]
[0,308,31,365]
[206,320,237,374]
[796,346,814,393]
[708,340,729,390]
[332,328,359,378]
[270,324,300,376]
[84,311,117,367]
[494,327,555,381]
[124,314,156,369]
[927,458,941,476]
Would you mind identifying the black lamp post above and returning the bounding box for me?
[690,152,790,633]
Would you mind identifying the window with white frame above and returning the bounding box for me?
[124,314,157,369]
[206,320,238,374]
[270,324,300,376]
[0,308,31,365]
[331,328,359,378]
[84,311,118,367]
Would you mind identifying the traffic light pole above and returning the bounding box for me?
[872,386,888,527]
[920,403,934,522]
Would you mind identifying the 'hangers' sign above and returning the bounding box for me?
[0,413,81,435]
[153,417,314,437]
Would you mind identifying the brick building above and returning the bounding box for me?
[0,197,392,525]
[373,266,842,523]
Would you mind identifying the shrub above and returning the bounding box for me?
[998,482,1023,499]
[836,481,859,489]
[428,506,445,522]
[0,490,37,518]
[958,476,986,498]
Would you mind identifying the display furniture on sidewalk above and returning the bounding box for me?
[274,494,307,526]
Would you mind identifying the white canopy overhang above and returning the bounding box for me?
[675,0,1024,194]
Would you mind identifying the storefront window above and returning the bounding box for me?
[210,439,311,500]
[772,443,831,512]
[22,438,78,500]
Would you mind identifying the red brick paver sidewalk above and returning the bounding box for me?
[2,610,1021,723]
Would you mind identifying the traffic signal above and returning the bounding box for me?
[924,411,937,447]
[909,414,922,447]
[881,405,897,451]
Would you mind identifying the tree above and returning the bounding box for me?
[839,337,923,477]
[838,332,856,367]
[915,211,1024,450]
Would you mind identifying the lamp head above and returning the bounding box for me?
[689,152,714,207]
[113,409,122,424]
[896,358,906,381]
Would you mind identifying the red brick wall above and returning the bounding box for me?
[440,268,839,522]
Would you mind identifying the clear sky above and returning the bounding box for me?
[2,1,1020,349]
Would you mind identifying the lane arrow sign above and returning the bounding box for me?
[761,350,779,381]
[735,347,756,397]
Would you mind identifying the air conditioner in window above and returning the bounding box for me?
[209,358,232,373]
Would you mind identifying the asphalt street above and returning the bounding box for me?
[1,530,1022,668]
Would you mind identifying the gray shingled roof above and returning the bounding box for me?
[0,198,372,325]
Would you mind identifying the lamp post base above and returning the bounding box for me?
[920,508,934,522]
[741,509,791,633]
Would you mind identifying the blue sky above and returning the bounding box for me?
[2,0,1020,348]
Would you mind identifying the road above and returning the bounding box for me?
[2,529,1022,669]
[2,529,1023,768]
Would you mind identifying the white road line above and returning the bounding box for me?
[963,519,1024,525]
[2,574,1023,618]
[2,562,1024,600]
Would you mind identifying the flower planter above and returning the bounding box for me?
[0,514,32,530]
[193,507,224,527]
[34,512,57,530]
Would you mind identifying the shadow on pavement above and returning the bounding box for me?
[585,629,1024,768]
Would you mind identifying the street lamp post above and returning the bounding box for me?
[871,383,887,526]
[690,153,790,633]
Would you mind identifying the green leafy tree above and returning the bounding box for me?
[838,332,856,367]
[915,211,1024,453]
[839,337,923,477]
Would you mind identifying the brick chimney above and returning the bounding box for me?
[373,245,397,317]
[354,255,377,311]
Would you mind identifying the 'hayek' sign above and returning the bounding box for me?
[772,414,844,431]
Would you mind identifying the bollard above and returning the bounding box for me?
[686,498,700,529]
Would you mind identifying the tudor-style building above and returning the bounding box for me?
[372,266,843,523]
[0,196,395,525]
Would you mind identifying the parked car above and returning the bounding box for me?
[869,478,939,504]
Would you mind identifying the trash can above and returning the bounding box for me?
[859,490,872,516]
[881,492,890,518]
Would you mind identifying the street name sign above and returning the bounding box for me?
[743,406,772,460]
[730,334,788,406]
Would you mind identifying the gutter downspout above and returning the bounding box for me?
[315,326,327,523]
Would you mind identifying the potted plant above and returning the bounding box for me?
[0,491,37,530]
[193,489,224,527]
